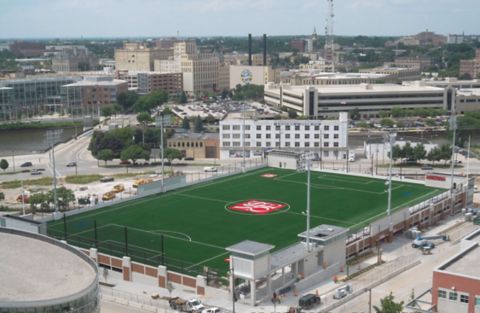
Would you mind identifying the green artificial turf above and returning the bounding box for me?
[48,167,444,275]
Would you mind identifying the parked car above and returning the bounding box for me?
[66,161,77,167]
[411,238,435,249]
[112,184,125,193]
[132,178,153,188]
[102,191,116,201]
[204,166,218,172]
[299,294,321,309]
[120,160,131,165]
[202,308,220,313]
[30,169,42,176]
[100,176,114,183]
[421,165,433,170]
[20,162,32,167]
[184,157,195,161]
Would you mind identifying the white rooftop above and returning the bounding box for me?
[0,230,97,302]
[272,83,443,94]
[457,88,480,96]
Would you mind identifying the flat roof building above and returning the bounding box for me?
[264,83,447,118]
[0,227,99,313]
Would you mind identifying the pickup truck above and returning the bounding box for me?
[169,297,205,312]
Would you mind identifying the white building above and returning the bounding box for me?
[264,83,447,118]
[229,65,274,89]
[219,112,348,160]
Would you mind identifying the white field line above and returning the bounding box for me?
[185,251,230,270]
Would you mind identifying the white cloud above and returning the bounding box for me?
[177,0,275,13]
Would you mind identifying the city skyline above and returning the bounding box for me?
[0,0,479,39]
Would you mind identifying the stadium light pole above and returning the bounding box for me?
[386,133,395,235]
[160,112,165,193]
[306,157,312,252]
[465,135,471,187]
[449,105,457,212]
[242,102,246,173]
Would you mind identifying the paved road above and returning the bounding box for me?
[101,300,150,313]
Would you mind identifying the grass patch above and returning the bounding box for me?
[112,171,157,178]
[1,177,53,189]
[48,168,444,276]
[65,175,103,184]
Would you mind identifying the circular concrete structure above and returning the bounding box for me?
[0,228,99,313]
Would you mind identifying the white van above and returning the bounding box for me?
[204,166,218,172]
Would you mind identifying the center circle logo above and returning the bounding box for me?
[241,69,253,84]
[226,199,289,215]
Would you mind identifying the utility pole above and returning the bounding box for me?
[46,129,62,214]
[387,133,395,235]
[466,135,471,187]
[449,102,457,212]
[242,102,246,173]
[12,150,15,173]
[21,180,25,216]
[160,112,165,193]
[306,157,311,252]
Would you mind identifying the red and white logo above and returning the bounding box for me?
[228,200,287,214]
[261,173,278,178]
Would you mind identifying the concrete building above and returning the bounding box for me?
[459,49,480,79]
[360,66,421,82]
[264,83,447,118]
[219,112,348,160]
[0,87,13,120]
[0,227,100,313]
[61,76,128,116]
[116,71,183,96]
[48,45,97,72]
[115,43,172,72]
[155,41,220,94]
[420,78,480,90]
[448,34,480,44]
[9,41,45,57]
[280,71,389,86]
[167,132,219,159]
[0,76,81,120]
[456,89,480,114]
[229,65,274,89]
[394,56,433,70]
[290,39,306,53]
[432,229,480,313]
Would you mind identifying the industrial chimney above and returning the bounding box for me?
[263,34,267,66]
[248,33,252,66]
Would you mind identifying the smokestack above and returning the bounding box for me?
[248,33,252,66]
[263,34,267,66]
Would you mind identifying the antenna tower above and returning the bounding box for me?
[324,0,335,72]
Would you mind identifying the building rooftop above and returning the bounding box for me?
[298,224,349,246]
[0,228,97,303]
[457,88,480,96]
[268,83,444,94]
[282,70,388,80]
[63,77,126,87]
[171,132,219,140]
[227,240,274,257]
[439,244,480,278]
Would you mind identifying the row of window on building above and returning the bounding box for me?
[222,133,340,139]
[223,141,340,147]
[168,141,204,148]
[222,124,340,131]
[438,289,475,304]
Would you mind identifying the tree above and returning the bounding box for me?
[164,148,183,171]
[117,91,139,113]
[194,116,204,133]
[413,143,427,162]
[29,193,48,214]
[0,192,5,201]
[439,144,452,164]
[101,106,115,118]
[373,293,403,313]
[97,149,114,166]
[0,159,9,172]
[402,142,414,161]
[177,91,188,104]
[288,109,298,119]
[391,144,402,162]
[48,187,75,211]
[427,147,441,165]
[380,118,394,128]
[182,117,190,130]
[350,108,360,120]
[120,145,149,164]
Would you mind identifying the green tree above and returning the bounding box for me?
[101,106,115,118]
[413,143,427,162]
[194,116,204,133]
[380,118,394,128]
[29,193,48,214]
[120,145,149,164]
[373,293,403,313]
[97,149,114,166]
[439,144,452,164]
[402,142,414,161]
[117,91,139,113]
[288,109,298,119]
[427,147,442,165]
[182,117,190,130]
[0,159,9,172]
[48,187,75,211]
[391,144,402,162]
[164,148,183,171]
[350,108,361,120]
[177,91,188,104]
[0,192,5,201]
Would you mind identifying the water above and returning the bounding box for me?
[0,127,78,157]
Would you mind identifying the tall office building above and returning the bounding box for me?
[115,43,173,72]
[154,41,220,94]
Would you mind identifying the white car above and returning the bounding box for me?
[187,299,204,312]
[204,166,218,172]
[202,308,220,313]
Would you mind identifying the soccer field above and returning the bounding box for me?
[48,167,444,275]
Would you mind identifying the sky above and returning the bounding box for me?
[0,0,478,39]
